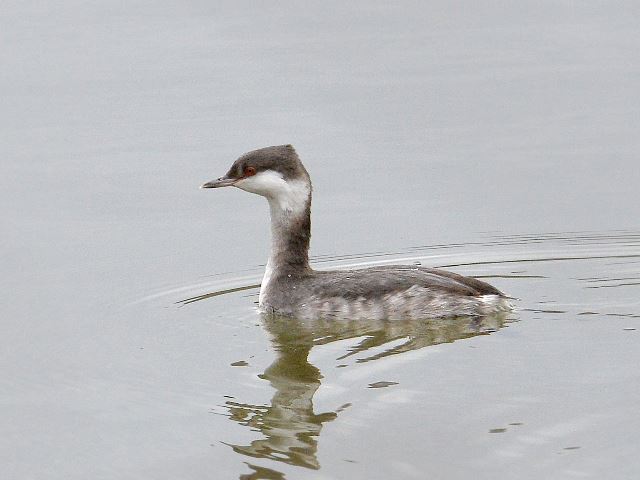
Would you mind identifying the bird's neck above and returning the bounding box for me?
[265,181,312,277]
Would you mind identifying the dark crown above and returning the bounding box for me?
[225,145,309,181]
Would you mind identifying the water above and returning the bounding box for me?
[2,1,640,479]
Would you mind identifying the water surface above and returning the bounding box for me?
[2,1,640,479]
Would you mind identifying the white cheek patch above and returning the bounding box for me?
[235,170,287,196]
[235,170,310,215]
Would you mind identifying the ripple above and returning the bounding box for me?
[120,230,640,312]
[165,230,640,307]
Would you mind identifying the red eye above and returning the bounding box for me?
[244,166,256,177]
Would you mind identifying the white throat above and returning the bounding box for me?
[235,170,311,305]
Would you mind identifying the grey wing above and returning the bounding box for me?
[309,265,502,299]
[405,266,504,296]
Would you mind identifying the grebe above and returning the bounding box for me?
[201,145,512,320]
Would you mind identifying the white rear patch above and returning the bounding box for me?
[479,294,514,313]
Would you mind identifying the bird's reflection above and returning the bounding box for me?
[224,315,334,470]
[224,312,510,474]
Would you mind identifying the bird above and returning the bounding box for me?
[201,145,512,320]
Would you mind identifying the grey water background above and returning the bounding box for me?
[2,1,640,479]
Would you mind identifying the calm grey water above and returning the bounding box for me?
[2,1,640,479]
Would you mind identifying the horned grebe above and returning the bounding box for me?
[201,145,512,319]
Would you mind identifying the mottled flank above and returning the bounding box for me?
[259,266,513,320]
